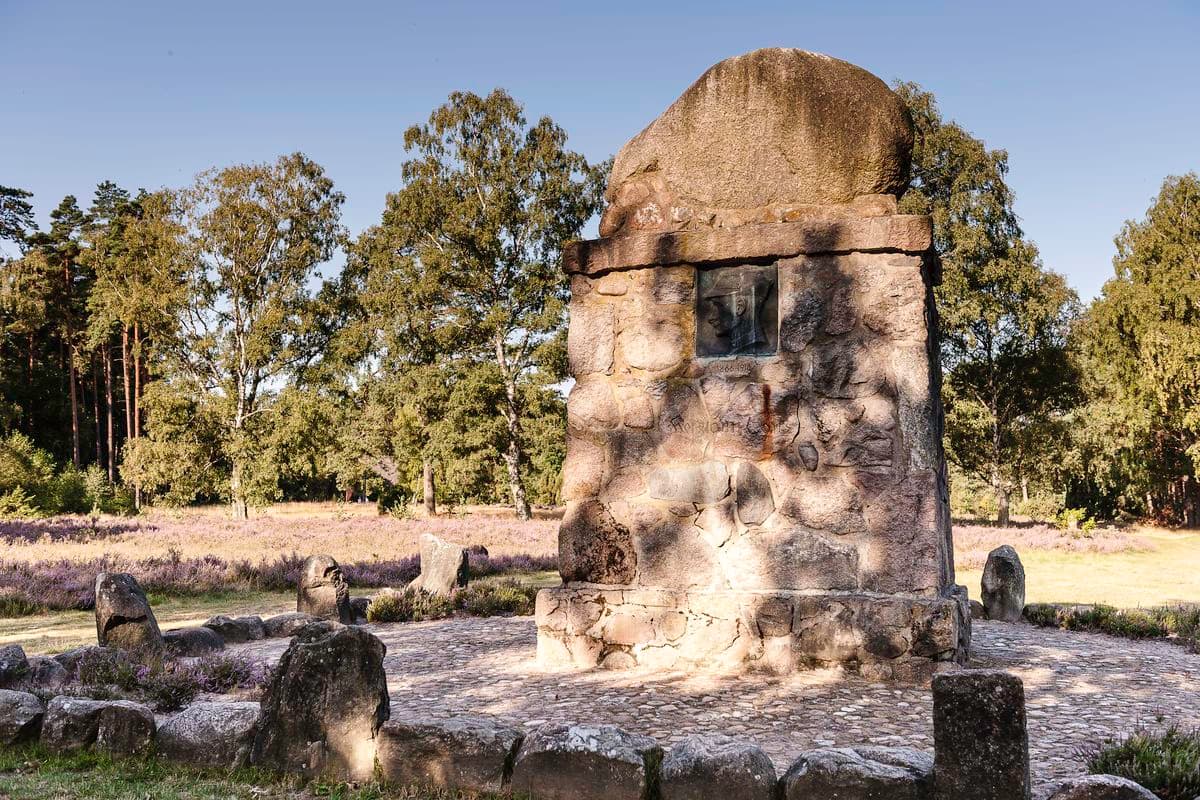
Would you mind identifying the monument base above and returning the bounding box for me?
[536,585,970,679]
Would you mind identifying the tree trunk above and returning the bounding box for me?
[25,332,34,434]
[121,327,132,442]
[104,342,114,482]
[503,426,531,521]
[1021,476,1029,504]
[93,354,102,467]
[995,483,1011,528]
[422,458,437,516]
[230,461,248,520]
[132,322,142,439]
[69,349,80,467]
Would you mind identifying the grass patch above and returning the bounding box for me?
[1084,727,1200,800]
[1024,602,1200,649]
[0,742,514,799]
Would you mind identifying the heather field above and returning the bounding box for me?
[1,504,1196,632]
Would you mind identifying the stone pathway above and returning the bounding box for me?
[232,617,1200,788]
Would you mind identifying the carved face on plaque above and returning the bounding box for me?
[696,264,779,356]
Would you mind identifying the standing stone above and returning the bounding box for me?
[377,714,525,794]
[933,670,1030,800]
[661,734,776,800]
[297,555,353,624]
[251,624,389,781]
[1037,775,1160,800]
[94,572,163,653]
[157,702,261,769]
[982,545,1026,622]
[0,644,29,689]
[0,689,44,745]
[781,746,933,800]
[510,723,662,800]
[407,533,469,597]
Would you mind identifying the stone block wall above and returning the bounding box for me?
[539,207,969,675]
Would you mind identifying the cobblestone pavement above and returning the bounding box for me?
[233,617,1200,788]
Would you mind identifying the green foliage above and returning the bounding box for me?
[1085,727,1200,800]
[381,89,606,518]
[366,589,455,623]
[896,83,1081,526]
[0,432,130,516]
[1054,507,1097,532]
[1072,173,1200,525]
[455,579,538,617]
[1014,492,1065,524]
[1025,602,1200,648]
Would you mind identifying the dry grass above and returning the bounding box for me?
[952,522,1155,570]
[956,525,1200,607]
[0,503,559,565]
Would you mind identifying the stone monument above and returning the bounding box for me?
[535,48,970,677]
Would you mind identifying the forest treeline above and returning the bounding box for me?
[1,85,1198,526]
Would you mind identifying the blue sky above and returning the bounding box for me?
[3,1,1197,300]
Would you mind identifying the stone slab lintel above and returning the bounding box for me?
[563,215,934,277]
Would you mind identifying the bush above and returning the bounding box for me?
[1085,727,1200,800]
[1015,492,1064,523]
[455,580,538,617]
[0,487,41,520]
[1025,602,1200,648]
[0,433,135,517]
[73,649,269,712]
[366,588,455,623]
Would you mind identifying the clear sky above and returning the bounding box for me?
[3,0,1197,299]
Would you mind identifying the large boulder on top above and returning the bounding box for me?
[94,572,163,653]
[250,624,389,781]
[982,545,1026,622]
[297,555,353,623]
[407,533,469,597]
[601,48,914,237]
[203,615,265,643]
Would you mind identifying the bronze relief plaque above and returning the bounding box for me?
[696,263,779,356]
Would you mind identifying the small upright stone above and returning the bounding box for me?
[982,545,1026,622]
[297,555,353,623]
[781,746,933,800]
[407,533,469,597]
[510,723,662,800]
[933,670,1030,800]
[94,573,164,653]
[662,734,776,800]
[251,624,389,781]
